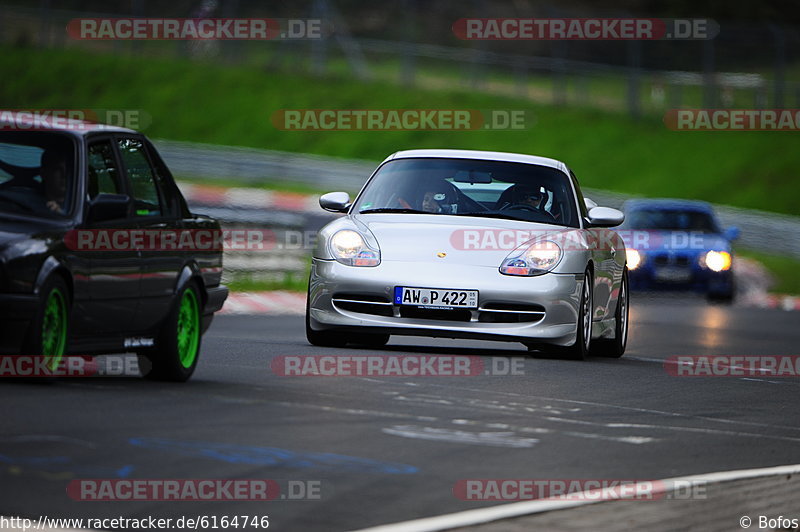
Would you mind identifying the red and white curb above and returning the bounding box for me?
[755,294,800,311]
[735,258,800,311]
[177,182,320,213]
[220,291,306,315]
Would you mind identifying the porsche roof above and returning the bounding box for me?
[385,149,568,172]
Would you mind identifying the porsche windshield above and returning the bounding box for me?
[0,132,77,219]
[354,158,580,227]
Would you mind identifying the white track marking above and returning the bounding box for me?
[390,381,800,433]
[543,416,800,443]
[382,425,539,448]
[350,463,800,532]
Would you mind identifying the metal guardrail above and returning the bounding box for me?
[155,140,374,192]
[158,139,800,259]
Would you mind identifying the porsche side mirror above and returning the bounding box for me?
[587,206,624,228]
[319,192,351,213]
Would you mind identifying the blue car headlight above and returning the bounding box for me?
[701,250,732,272]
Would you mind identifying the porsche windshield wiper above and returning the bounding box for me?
[452,211,522,221]
[358,208,430,214]
[454,211,569,226]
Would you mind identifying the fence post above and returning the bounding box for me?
[551,41,567,105]
[131,0,144,55]
[324,0,370,80]
[400,0,416,86]
[626,39,642,117]
[38,0,50,48]
[223,0,240,63]
[469,46,485,90]
[515,62,528,99]
[668,82,683,109]
[769,24,786,109]
[702,38,716,108]
[311,0,329,76]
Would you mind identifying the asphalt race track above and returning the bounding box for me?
[1,295,799,531]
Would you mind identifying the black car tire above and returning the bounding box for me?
[351,332,390,347]
[305,298,347,347]
[562,268,593,361]
[25,275,71,365]
[591,269,629,358]
[138,281,202,382]
[708,280,735,303]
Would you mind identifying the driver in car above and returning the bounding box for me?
[514,185,544,210]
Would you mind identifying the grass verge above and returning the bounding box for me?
[2,45,800,214]
[736,249,800,295]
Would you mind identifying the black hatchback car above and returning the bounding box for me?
[0,116,227,381]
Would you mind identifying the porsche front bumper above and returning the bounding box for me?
[308,259,584,347]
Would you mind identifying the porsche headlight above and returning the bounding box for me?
[703,250,731,272]
[330,230,380,267]
[626,249,642,270]
[499,240,562,276]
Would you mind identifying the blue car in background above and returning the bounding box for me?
[619,199,739,302]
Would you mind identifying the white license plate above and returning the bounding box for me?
[394,287,478,308]
[654,267,692,283]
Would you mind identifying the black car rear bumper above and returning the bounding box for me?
[201,284,228,334]
[204,285,228,315]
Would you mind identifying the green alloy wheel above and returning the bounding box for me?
[41,282,68,370]
[139,282,202,382]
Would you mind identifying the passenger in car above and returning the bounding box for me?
[40,149,69,213]
[420,180,459,214]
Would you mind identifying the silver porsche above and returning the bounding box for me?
[306,149,629,359]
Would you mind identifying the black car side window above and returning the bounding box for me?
[87,140,122,199]
[144,140,182,218]
[117,137,163,217]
